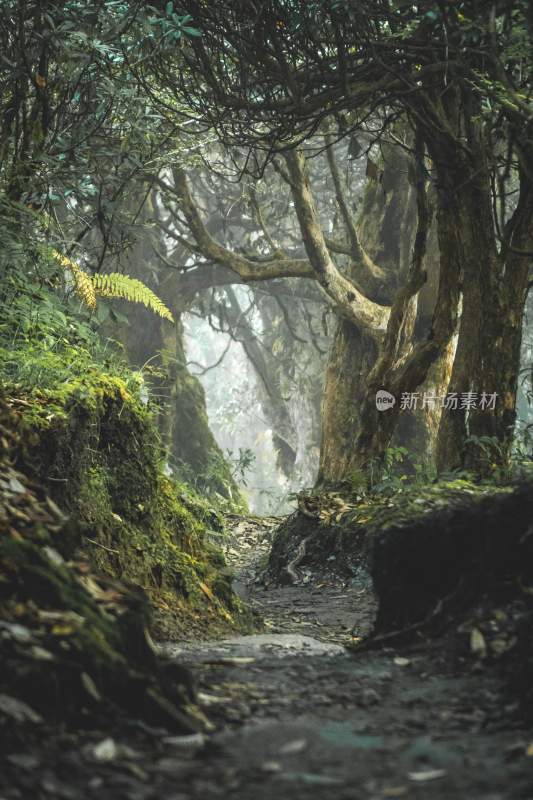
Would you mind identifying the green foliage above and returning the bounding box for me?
[464,434,509,480]
[176,449,248,515]
[0,0,208,328]
[92,272,174,322]
[0,281,140,398]
[148,6,201,39]
[336,449,404,498]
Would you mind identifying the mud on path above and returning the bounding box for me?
[1,514,533,800]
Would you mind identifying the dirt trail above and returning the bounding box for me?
[1,515,532,800]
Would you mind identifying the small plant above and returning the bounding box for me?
[53,250,174,322]
[464,434,510,481]
[226,447,256,486]
[368,445,409,494]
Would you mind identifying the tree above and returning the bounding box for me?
[157,0,533,474]
[154,130,454,484]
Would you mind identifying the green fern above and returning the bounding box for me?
[93,273,174,322]
[53,250,97,309]
[52,251,174,322]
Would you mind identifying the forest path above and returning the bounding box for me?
[221,513,377,644]
[156,514,533,800]
[4,516,532,800]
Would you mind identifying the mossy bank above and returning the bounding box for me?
[1,339,250,640]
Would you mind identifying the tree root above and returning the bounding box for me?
[284,536,310,584]
[351,578,467,652]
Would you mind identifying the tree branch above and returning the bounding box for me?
[324,133,386,294]
[170,167,314,283]
[284,149,390,335]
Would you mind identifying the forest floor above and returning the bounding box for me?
[1,514,533,800]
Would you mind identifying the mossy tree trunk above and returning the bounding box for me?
[318,141,451,484]
[430,94,533,474]
[105,197,243,503]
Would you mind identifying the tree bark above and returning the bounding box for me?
[431,98,533,473]
[318,137,455,483]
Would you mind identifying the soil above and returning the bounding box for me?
[1,514,532,800]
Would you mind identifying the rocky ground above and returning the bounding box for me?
[1,514,532,800]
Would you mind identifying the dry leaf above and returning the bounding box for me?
[408,769,446,782]
[93,738,118,762]
[81,672,102,702]
[0,694,42,724]
[51,624,74,636]
[470,627,487,657]
[279,738,307,755]
[394,657,411,667]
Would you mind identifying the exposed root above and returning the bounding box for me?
[284,535,310,584]
[351,578,466,652]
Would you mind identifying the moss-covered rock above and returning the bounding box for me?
[268,480,519,586]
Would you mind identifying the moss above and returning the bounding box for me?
[2,353,249,637]
[170,360,247,511]
[110,308,246,510]
[0,408,206,736]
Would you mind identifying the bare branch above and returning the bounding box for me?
[284,148,390,335]
[324,133,386,294]
[171,167,314,283]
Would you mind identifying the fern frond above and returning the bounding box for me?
[51,252,174,322]
[52,250,97,310]
[93,273,174,323]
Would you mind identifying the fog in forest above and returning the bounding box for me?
[3,4,533,796]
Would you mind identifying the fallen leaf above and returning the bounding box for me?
[205,657,256,666]
[163,733,205,751]
[526,742,533,757]
[43,546,64,565]
[30,646,54,661]
[394,657,411,667]
[7,754,40,769]
[408,769,446,782]
[0,694,42,724]
[93,738,118,762]
[470,627,487,657]
[197,692,232,706]
[51,624,75,636]
[279,738,307,755]
[261,761,282,773]
[0,621,32,642]
[81,672,102,702]
[8,477,25,494]
[199,581,216,602]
